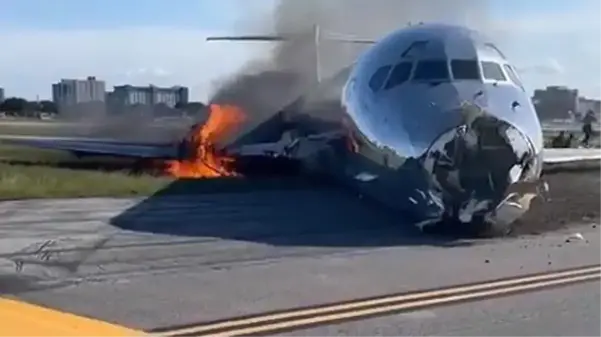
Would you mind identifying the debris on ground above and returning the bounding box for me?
[511,170,600,236]
[565,232,584,242]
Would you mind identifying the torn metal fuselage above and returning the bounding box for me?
[220,24,551,236]
[420,103,545,234]
[322,23,551,236]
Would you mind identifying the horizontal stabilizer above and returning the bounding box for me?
[206,35,286,41]
[206,25,377,44]
[207,35,376,44]
[206,26,375,84]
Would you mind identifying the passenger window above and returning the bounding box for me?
[368,65,392,92]
[481,61,507,81]
[384,62,412,90]
[451,60,480,80]
[413,60,450,81]
[503,64,525,90]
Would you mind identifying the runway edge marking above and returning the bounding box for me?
[0,297,146,336]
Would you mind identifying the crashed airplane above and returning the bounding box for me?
[4,23,600,236]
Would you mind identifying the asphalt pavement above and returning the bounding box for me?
[280,279,600,336]
[0,172,599,335]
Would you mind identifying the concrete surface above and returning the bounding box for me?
[543,148,601,163]
[0,175,599,335]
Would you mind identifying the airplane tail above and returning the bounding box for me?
[206,24,376,83]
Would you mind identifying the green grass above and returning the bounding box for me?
[0,120,188,200]
[0,123,598,200]
[0,144,173,199]
[0,144,74,162]
[0,163,173,199]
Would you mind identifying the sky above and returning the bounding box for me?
[1,0,599,101]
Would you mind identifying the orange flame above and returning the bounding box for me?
[164,104,246,178]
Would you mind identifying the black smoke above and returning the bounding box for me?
[208,0,491,147]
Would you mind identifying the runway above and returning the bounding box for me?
[0,172,601,336]
[0,170,599,336]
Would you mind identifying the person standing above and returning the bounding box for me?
[581,109,597,147]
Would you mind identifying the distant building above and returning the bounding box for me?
[52,76,106,106]
[0,87,4,102]
[51,76,107,119]
[532,86,579,121]
[107,85,189,110]
[578,97,601,118]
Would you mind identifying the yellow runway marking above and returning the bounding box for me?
[154,264,600,337]
[0,297,146,336]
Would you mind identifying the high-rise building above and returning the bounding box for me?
[52,77,106,106]
[51,77,106,118]
[108,85,189,109]
[0,87,5,102]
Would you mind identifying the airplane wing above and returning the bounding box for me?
[0,136,179,159]
[542,148,601,163]
[207,35,376,44]
[2,134,599,168]
[0,128,342,163]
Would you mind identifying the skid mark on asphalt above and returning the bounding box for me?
[0,189,454,296]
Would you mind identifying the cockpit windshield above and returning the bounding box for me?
[368,65,392,92]
[413,60,449,81]
[384,62,412,90]
[503,64,525,91]
[481,61,507,81]
[451,60,480,80]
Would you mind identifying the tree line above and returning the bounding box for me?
[0,97,211,119]
[0,97,58,116]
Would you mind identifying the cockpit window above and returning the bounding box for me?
[451,60,480,80]
[481,61,507,81]
[384,62,412,90]
[503,64,525,91]
[368,65,392,92]
[484,43,506,59]
[413,60,450,81]
[400,41,429,58]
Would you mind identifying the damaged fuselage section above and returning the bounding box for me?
[419,102,544,234]
[239,24,548,236]
[324,24,548,236]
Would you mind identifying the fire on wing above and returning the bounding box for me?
[163,104,247,178]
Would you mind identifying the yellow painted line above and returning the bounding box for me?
[207,272,599,337]
[156,265,600,337]
[0,297,146,336]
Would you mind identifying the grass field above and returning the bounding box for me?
[0,144,173,200]
[0,120,188,199]
[0,120,599,200]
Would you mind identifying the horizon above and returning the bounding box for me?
[1,0,599,101]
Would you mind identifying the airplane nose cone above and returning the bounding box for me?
[422,112,538,224]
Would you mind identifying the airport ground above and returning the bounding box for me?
[0,120,599,335]
[0,144,172,199]
[0,119,599,200]
[0,170,599,335]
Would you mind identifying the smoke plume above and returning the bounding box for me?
[209,0,492,146]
